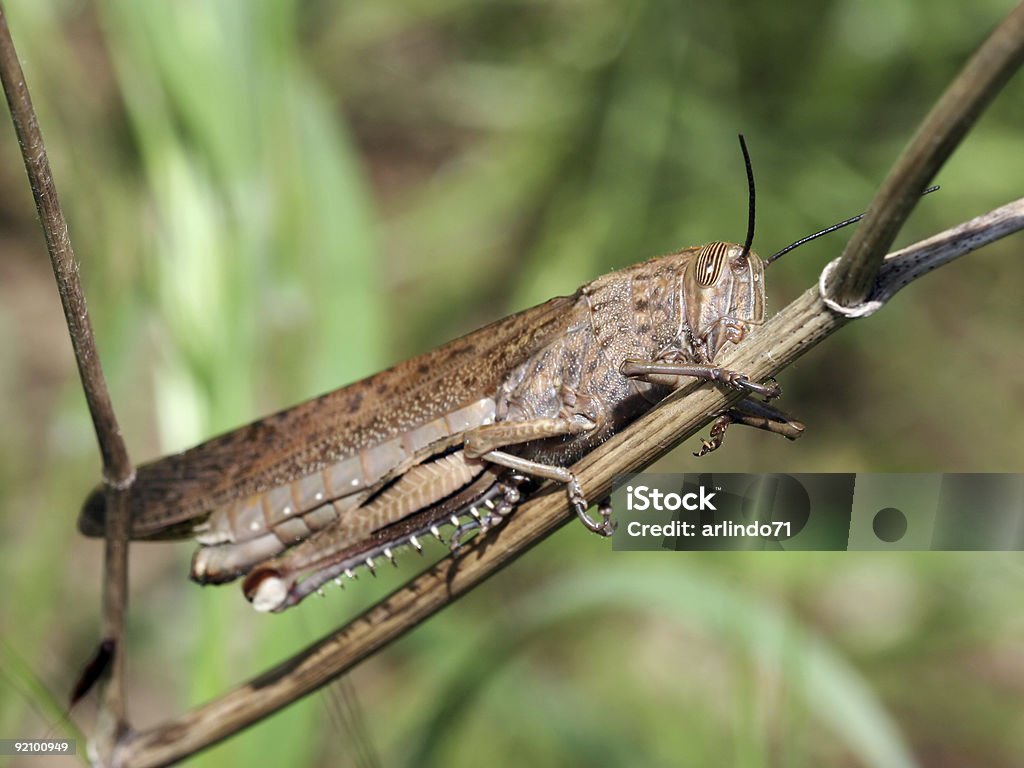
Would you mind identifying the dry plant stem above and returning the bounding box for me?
[0,0,133,744]
[114,200,1024,768]
[872,198,1024,301]
[0,5,132,481]
[828,0,1024,307]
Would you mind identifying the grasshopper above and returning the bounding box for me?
[79,137,807,613]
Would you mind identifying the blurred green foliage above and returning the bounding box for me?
[0,1,1022,766]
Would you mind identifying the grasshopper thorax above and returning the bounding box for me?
[683,241,765,361]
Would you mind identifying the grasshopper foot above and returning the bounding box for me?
[694,414,731,457]
[569,478,615,536]
[732,374,781,400]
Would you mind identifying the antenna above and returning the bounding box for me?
[738,134,755,261]
[765,185,940,266]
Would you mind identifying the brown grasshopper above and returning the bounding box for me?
[79,137,808,612]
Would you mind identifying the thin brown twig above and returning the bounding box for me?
[827,0,1024,307]
[0,1,134,756]
[113,198,1024,768]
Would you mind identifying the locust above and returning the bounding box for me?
[79,137,828,613]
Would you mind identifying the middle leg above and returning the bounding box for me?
[463,415,614,536]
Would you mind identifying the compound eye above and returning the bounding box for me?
[694,242,729,287]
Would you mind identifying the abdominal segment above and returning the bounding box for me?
[190,398,496,584]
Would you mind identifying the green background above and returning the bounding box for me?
[1,1,1022,766]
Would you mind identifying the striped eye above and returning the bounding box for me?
[694,242,729,287]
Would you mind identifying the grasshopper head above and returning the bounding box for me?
[683,241,765,360]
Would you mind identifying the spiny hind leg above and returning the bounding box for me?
[695,398,805,457]
[621,359,781,399]
[450,474,527,549]
[463,415,614,537]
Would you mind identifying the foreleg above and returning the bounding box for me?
[694,398,805,457]
[620,359,781,399]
